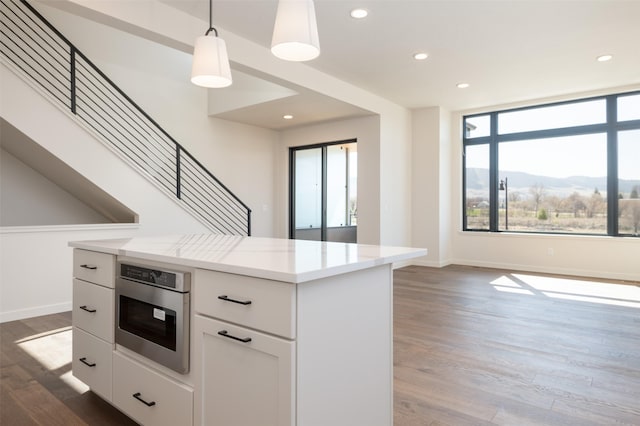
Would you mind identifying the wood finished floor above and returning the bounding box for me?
[394,265,640,426]
[1,265,638,425]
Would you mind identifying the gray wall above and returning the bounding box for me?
[0,149,112,226]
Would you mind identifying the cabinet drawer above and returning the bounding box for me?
[72,327,113,401]
[73,249,115,288]
[194,269,296,339]
[73,279,114,342]
[113,351,193,426]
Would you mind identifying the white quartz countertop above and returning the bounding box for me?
[70,234,427,283]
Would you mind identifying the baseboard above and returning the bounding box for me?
[449,258,639,283]
[0,302,71,324]
[401,257,637,283]
[409,259,453,268]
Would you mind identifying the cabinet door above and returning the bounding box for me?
[72,327,113,401]
[194,315,295,426]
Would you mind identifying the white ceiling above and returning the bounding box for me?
[163,0,640,129]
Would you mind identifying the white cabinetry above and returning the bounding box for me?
[72,327,113,398]
[194,265,393,426]
[194,270,296,338]
[194,316,294,426]
[73,248,115,288]
[71,249,115,401]
[72,279,114,341]
[113,352,193,426]
[194,269,295,426]
[69,235,418,426]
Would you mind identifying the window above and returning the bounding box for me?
[464,144,490,230]
[463,91,640,237]
[618,130,640,235]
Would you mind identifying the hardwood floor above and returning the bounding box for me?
[394,265,640,426]
[0,311,136,425]
[1,265,638,425]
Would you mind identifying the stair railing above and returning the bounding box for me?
[0,0,251,236]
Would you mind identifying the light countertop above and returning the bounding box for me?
[70,234,427,283]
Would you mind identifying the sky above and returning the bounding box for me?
[466,95,640,180]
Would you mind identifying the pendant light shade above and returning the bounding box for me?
[191,34,232,88]
[191,0,232,88]
[271,0,320,62]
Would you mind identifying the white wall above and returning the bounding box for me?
[438,108,453,263]
[449,87,640,282]
[1,62,213,322]
[1,63,211,236]
[278,116,381,244]
[0,149,110,225]
[411,107,453,267]
[35,3,279,237]
[411,108,441,265]
[41,0,416,249]
[410,94,639,281]
[379,109,413,248]
[0,225,136,323]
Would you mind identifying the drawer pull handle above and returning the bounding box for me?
[218,295,252,305]
[218,330,252,343]
[79,305,96,313]
[79,357,96,367]
[80,264,98,270]
[133,392,156,407]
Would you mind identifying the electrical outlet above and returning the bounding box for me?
[547,248,555,256]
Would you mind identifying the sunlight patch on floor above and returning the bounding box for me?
[15,326,73,371]
[491,275,535,294]
[491,275,523,288]
[490,274,640,308]
[543,292,640,308]
[60,370,90,394]
[493,286,535,295]
[515,273,640,306]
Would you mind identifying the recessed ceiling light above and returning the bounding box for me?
[597,54,613,62]
[413,52,428,61]
[283,114,293,120]
[350,8,368,19]
[457,82,470,89]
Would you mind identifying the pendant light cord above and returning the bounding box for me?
[204,0,218,37]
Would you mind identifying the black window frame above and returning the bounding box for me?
[462,90,640,237]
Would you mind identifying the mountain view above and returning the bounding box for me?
[465,168,640,235]
[466,168,640,198]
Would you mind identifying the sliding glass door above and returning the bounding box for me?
[290,140,357,243]
[293,147,322,240]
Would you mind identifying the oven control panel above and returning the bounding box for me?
[119,263,189,292]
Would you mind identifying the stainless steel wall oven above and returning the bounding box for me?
[115,260,190,374]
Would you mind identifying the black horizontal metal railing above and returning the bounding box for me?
[0,0,251,236]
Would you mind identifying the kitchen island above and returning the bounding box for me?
[69,234,426,426]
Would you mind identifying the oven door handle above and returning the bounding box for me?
[218,295,252,305]
[133,392,156,407]
[218,330,252,343]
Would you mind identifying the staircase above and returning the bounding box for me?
[0,0,251,236]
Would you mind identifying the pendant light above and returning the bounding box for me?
[191,0,232,88]
[271,0,320,62]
